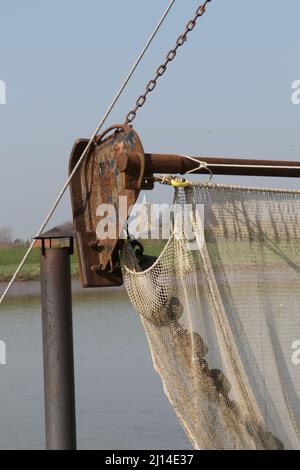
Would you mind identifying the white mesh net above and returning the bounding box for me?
[121,183,300,450]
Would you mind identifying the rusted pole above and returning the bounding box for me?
[116,151,300,178]
[40,244,77,450]
[145,154,300,178]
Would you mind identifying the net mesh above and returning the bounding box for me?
[121,183,300,450]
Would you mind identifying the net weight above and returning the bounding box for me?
[149,454,194,466]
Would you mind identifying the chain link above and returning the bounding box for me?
[124,0,212,125]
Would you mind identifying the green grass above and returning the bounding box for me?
[0,241,165,282]
[1,237,298,282]
[0,246,79,282]
[138,239,167,257]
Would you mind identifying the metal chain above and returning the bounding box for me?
[124,0,212,125]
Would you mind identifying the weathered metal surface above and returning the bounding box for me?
[35,223,74,255]
[117,152,300,179]
[41,247,77,450]
[69,125,145,287]
[37,223,75,239]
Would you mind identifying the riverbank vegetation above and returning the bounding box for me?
[0,240,166,282]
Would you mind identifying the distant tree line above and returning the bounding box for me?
[0,226,30,247]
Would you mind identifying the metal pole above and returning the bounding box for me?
[145,154,300,178]
[117,151,300,179]
[40,245,77,450]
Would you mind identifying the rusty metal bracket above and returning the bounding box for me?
[69,125,145,287]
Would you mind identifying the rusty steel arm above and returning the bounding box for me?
[147,154,300,177]
[117,152,300,179]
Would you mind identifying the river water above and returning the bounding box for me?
[0,281,191,450]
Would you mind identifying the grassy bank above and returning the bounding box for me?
[0,241,166,282]
[0,246,79,282]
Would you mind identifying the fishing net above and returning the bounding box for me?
[121,183,300,450]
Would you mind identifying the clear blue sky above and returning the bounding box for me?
[1,0,300,239]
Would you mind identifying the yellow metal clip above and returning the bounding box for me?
[170,179,191,188]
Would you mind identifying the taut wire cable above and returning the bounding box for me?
[181,155,300,172]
